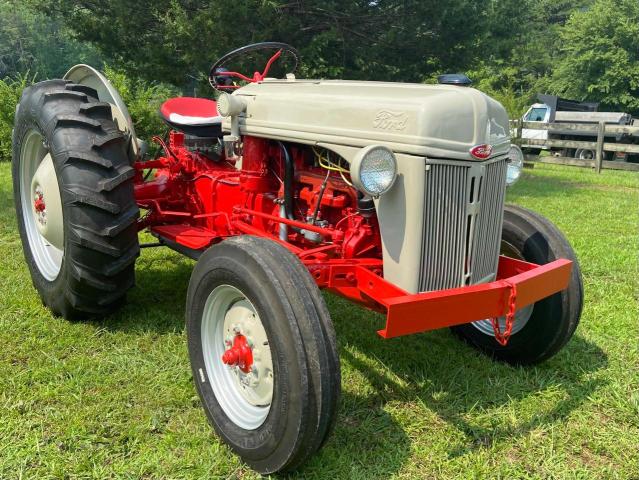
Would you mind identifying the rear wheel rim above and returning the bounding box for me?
[201,285,273,430]
[19,129,64,281]
[471,240,534,337]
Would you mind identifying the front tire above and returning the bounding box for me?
[451,204,583,365]
[12,80,140,319]
[186,236,340,474]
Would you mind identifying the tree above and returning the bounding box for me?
[0,0,99,79]
[549,0,639,114]
[32,0,494,89]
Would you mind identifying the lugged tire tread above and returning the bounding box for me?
[68,245,139,278]
[65,84,99,98]
[68,262,118,292]
[69,226,137,257]
[43,90,88,103]
[63,187,121,214]
[98,166,135,192]
[54,115,103,130]
[12,79,139,319]
[79,102,113,117]
[92,131,126,149]
[68,204,139,238]
[63,150,113,169]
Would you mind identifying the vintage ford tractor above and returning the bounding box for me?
[12,43,582,474]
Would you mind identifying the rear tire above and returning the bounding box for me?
[186,236,340,474]
[12,80,139,319]
[451,204,583,365]
[522,147,541,156]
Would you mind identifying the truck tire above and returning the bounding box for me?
[451,205,583,365]
[522,147,541,156]
[186,236,340,474]
[12,80,139,319]
[574,148,595,160]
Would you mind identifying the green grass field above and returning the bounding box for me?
[0,161,637,479]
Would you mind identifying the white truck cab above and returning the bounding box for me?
[521,103,551,145]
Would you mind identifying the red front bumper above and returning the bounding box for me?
[376,256,572,338]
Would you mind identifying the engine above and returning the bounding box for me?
[134,131,382,264]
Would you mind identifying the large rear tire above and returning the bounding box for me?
[186,236,340,474]
[12,80,139,319]
[451,204,583,365]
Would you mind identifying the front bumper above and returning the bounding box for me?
[377,256,572,338]
[316,255,572,339]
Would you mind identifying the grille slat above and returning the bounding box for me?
[472,159,507,284]
[419,157,508,292]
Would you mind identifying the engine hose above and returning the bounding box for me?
[277,141,296,221]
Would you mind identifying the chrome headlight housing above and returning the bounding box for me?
[350,145,398,197]
[506,144,524,187]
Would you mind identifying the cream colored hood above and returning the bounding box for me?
[223,79,511,160]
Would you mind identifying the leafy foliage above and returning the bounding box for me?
[33,0,494,87]
[0,73,34,161]
[103,66,179,143]
[548,0,639,114]
[0,0,99,79]
[0,0,638,163]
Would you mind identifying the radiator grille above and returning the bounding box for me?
[419,157,508,292]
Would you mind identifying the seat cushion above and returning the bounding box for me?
[160,97,223,137]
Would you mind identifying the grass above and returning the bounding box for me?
[0,161,637,479]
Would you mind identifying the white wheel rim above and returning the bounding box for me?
[471,303,534,337]
[201,285,273,430]
[578,149,594,160]
[19,130,64,281]
[471,240,534,337]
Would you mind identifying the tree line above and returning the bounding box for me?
[1,0,638,117]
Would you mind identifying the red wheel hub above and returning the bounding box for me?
[34,193,45,212]
[222,334,253,373]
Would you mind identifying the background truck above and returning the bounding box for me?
[521,94,639,162]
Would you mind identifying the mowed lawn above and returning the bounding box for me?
[0,160,637,480]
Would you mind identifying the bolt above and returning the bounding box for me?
[233,326,241,334]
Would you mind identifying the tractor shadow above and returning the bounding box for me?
[92,247,606,477]
[96,249,412,478]
[95,247,194,334]
[297,389,411,479]
[324,292,608,462]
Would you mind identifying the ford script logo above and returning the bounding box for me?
[373,110,408,131]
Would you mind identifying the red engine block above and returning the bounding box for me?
[133,132,382,268]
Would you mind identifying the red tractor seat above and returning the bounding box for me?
[160,97,223,137]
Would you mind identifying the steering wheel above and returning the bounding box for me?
[208,42,300,91]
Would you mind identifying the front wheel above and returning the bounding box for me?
[186,236,340,474]
[451,204,583,365]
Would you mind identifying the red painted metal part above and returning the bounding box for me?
[133,130,573,340]
[222,334,253,373]
[377,257,572,338]
[213,49,283,88]
[34,193,45,212]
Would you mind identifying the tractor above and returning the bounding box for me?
[12,43,582,474]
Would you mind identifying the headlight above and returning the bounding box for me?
[506,144,524,187]
[350,145,398,197]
